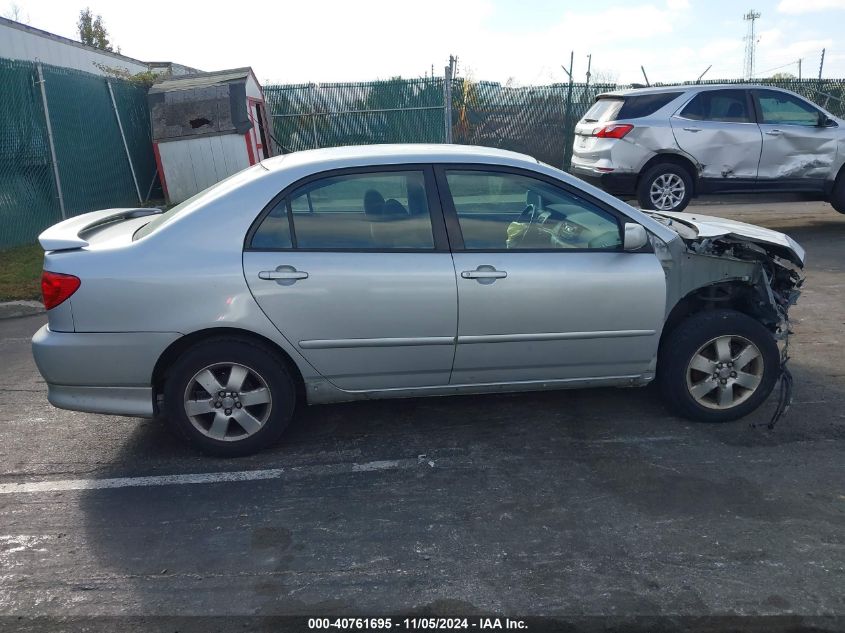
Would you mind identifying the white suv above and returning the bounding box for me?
[571,85,845,213]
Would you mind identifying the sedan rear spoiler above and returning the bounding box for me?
[38,208,163,251]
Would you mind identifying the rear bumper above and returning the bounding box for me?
[570,166,638,197]
[32,325,180,417]
[46,384,154,417]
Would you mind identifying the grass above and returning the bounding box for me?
[0,243,43,302]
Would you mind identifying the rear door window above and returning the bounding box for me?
[251,170,435,250]
[680,89,751,123]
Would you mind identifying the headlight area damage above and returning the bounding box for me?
[648,210,805,428]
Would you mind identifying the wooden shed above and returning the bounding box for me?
[148,67,274,204]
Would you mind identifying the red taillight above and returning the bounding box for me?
[595,123,634,139]
[41,271,80,310]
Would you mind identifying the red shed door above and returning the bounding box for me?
[246,98,271,162]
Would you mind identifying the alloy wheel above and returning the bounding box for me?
[183,362,273,441]
[649,173,686,210]
[685,335,764,410]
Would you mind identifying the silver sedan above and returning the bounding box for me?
[32,145,805,456]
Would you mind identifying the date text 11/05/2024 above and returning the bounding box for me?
[308,618,528,630]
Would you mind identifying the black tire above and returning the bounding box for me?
[163,337,296,457]
[657,309,780,423]
[637,162,694,212]
[831,174,845,214]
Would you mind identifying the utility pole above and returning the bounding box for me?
[743,9,761,79]
[798,58,802,80]
[696,65,712,84]
[818,48,825,80]
[640,66,650,87]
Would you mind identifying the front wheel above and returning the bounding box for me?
[830,174,845,214]
[658,310,780,423]
[163,337,296,457]
[637,163,693,212]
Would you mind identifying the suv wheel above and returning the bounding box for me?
[638,163,693,212]
[658,310,780,423]
[831,174,845,214]
[163,337,296,457]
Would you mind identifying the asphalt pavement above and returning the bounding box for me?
[0,200,843,630]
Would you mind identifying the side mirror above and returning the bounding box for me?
[818,112,835,127]
[623,223,648,251]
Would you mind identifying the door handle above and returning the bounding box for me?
[765,129,782,136]
[682,127,702,132]
[258,266,309,284]
[461,266,507,283]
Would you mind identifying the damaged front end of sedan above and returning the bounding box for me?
[647,210,805,427]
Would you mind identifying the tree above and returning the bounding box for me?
[769,72,796,80]
[4,3,28,22]
[77,7,114,52]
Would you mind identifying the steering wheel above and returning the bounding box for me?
[517,203,536,223]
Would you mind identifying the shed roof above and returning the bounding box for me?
[149,67,253,94]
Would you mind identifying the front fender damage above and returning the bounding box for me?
[651,218,804,428]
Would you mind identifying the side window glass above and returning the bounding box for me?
[757,91,819,126]
[445,170,622,251]
[251,199,292,249]
[252,171,435,250]
[680,90,750,122]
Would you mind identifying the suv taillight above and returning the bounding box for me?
[594,123,634,139]
[41,271,80,310]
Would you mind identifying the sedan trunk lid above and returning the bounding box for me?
[38,208,163,251]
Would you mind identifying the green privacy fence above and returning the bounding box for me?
[265,76,845,172]
[0,58,156,248]
[264,77,447,151]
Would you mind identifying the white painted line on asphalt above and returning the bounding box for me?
[0,459,408,495]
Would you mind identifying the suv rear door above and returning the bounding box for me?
[671,88,762,181]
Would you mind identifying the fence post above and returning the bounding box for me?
[309,83,320,149]
[562,51,575,171]
[36,62,66,220]
[443,62,453,143]
[107,81,143,204]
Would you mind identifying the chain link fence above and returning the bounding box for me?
[4,64,845,249]
[0,58,156,248]
[264,78,446,152]
[266,76,845,172]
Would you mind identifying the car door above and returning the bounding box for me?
[243,166,457,391]
[436,166,667,385]
[752,89,838,187]
[671,88,762,181]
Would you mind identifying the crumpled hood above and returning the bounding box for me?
[650,210,805,267]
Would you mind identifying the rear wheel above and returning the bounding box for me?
[163,338,296,457]
[637,163,693,212]
[658,310,780,423]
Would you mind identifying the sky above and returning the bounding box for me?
[5,0,845,85]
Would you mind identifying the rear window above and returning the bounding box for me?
[583,92,681,123]
[133,164,266,240]
[582,98,623,123]
[680,89,751,123]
